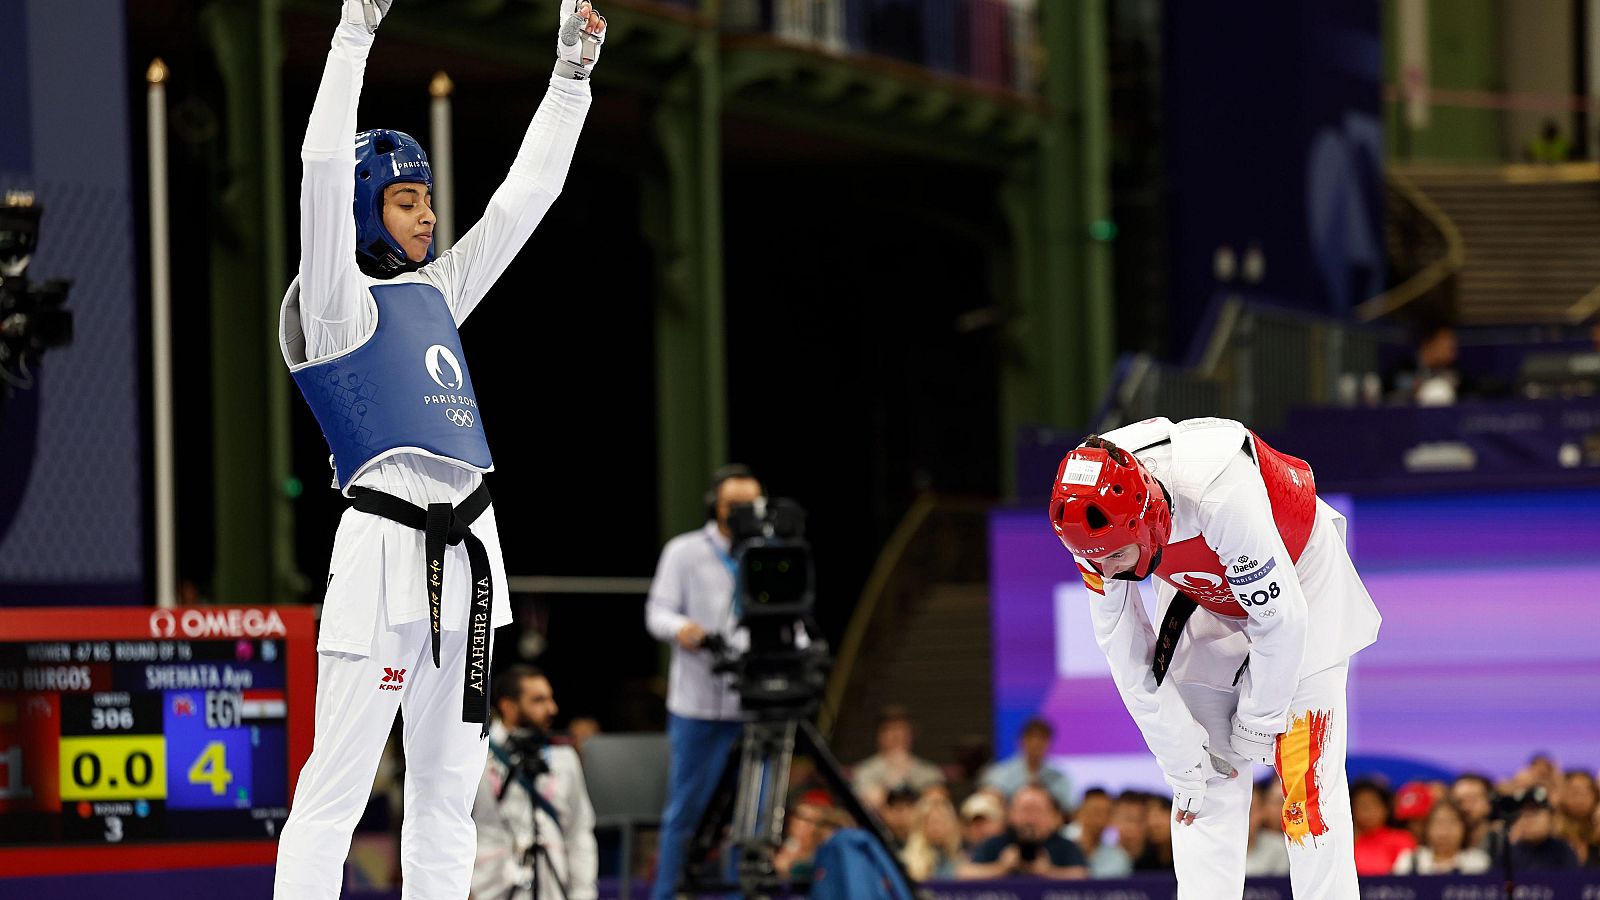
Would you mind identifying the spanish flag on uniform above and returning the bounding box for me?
[1077,563,1105,595]
[1277,709,1333,846]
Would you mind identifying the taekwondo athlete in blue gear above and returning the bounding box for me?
[272,2,607,898]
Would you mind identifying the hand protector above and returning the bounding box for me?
[555,0,607,80]
[1166,750,1237,824]
[1230,718,1278,767]
[342,0,393,33]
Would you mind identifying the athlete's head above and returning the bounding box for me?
[1048,435,1171,581]
[353,129,435,277]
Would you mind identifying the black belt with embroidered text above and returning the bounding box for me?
[350,482,494,736]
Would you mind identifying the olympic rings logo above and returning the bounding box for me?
[445,408,474,428]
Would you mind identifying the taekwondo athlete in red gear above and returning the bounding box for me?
[1048,417,1381,900]
[273,1,606,896]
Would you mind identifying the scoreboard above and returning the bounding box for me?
[0,606,314,876]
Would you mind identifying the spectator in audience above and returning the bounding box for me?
[959,791,1006,852]
[1351,780,1416,875]
[956,784,1088,880]
[979,718,1074,814]
[1558,770,1600,865]
[567,716,601,757]
[1110,792,1151,873]
[1528,119,1572,163]
[901,793,965,881]
[880,785,922,850]
[946,734,993,805]
[852,705,945,809]
[1511,790,1579,871]
[1139,794,1176,872]
[1065,787,1131,878]
[1389,322,1481,405]
[771,793,842,882]
[1392,800,1491,875]
[1394,781,1434,844]
[1245,778,1291,877]
[1451,773,1496,853]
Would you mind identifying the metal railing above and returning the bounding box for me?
[1354,170,1464,323]
[1093,299,1404,433]
[719,0,1039,92]
[819,494,991,739]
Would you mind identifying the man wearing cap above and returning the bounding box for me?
[960,792,1006,852]
[1048,416,1382,899]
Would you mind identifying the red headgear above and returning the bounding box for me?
[1048,439,1172,580]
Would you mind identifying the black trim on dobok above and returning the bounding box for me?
[1151,591,1199,687]
[351,482,494,737]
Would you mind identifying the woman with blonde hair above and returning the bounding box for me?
[902,793,965,881]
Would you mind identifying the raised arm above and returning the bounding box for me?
[423,0,605,323]
[296,1,387,357]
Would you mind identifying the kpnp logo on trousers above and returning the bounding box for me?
[379,668,407,691]
[149,608,287,639]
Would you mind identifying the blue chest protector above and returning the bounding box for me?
[290,282,493,491]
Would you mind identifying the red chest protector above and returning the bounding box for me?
[1152,432,1317,618]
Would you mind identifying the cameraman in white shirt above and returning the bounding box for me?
[472,665,597,900]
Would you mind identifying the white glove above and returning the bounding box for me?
[555,0,607,80]
[1230,718,1278,766]
[1165,751,1237,825]
[342,0,393,33]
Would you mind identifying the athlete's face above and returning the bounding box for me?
[382,182,435,262]
[1084,543,1141,578]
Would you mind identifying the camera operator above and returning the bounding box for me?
[472,665,597,900]
[642,464,763,900]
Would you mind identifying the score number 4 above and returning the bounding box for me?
[187,741,234,796]
[58,739,235,800]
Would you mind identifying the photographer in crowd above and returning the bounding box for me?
[472,665,597,900]
[956,784,1088,880]
[643,465,764,899]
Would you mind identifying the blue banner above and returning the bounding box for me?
[1164,1,1384,344]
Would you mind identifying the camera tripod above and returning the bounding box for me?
[493,737,570,900]
[678,715,914,899]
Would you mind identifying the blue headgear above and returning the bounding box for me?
[353,129,434,277]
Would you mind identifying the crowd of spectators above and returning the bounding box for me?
[763,706,1600,884]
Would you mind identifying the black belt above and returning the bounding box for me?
[350,482,494,737]
[1151,590,1251,688]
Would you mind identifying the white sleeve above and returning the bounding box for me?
[644,540,691,642]
[471,763,524,899]
[297,19,376,358]
[421,75,593,324]
[564,750,600,900]
[1076,559,1211,775]
[1197,456,1310,735]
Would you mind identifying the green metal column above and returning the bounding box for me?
[204,0,299,601]
[648,17,727,540]
[998,0,1113,497]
